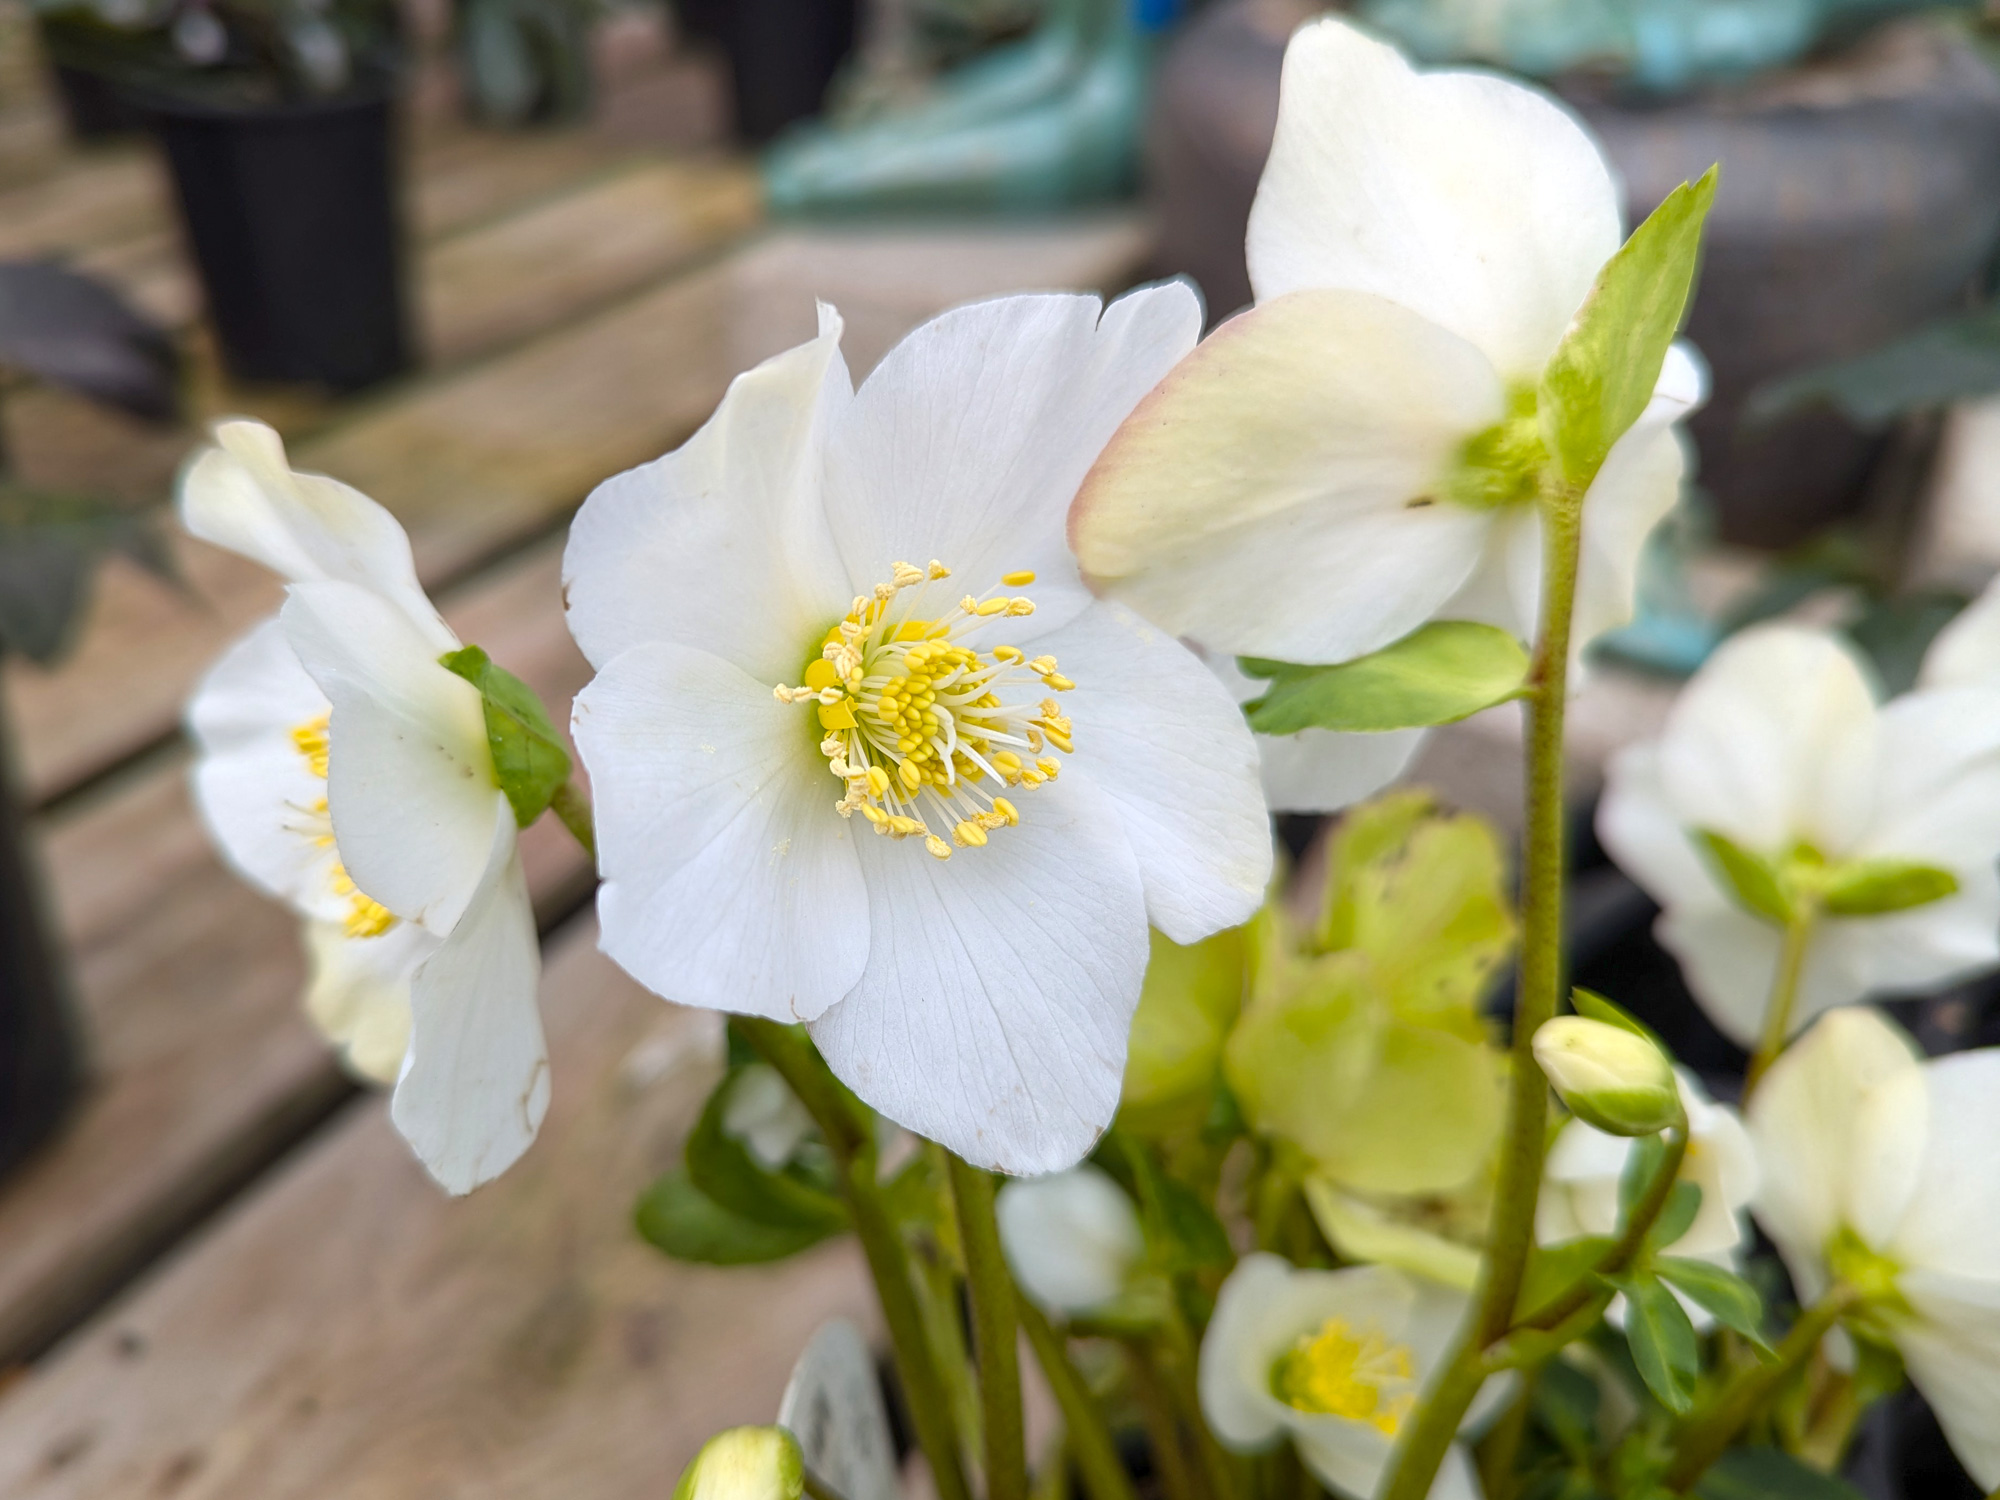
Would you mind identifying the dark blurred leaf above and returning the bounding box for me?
[1612,1272,1701,1413]
[1106,1129,1231,1273]
[1750,304,2000,428]
[684,1065,847,1234]
[1656,1256,1770,1352]
[1694,1447,1866,1500]
[634,1169,835,1265]
[0,261,178,422]
[1531,1357,1602,1456]
[1844,590,1968,697]
[0,486,176,663]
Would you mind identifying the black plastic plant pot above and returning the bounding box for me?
[718,0,857,143]
[150,90,412,392]
[48,63,149,141]
[0,709,82,1184]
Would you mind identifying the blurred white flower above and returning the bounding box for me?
[1920,570,2000,691]
[1750,1008,2000,1490]
[995,1165,1144,1316]
[183,419,546,1194]
[564,293,1272,1174]
[1598,623,2000,1046]
[1070,16,1702,668]
[1199,1254,1489,1500]
[722,1064,816,1171]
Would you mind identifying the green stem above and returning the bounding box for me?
[1377,489,1586,1500]
[1122,1339,1209,1500]
[1519,1126,1689,1334]
[550,777,595,860]
[1474,1376,1532,1500]
[1744,912,1813,1099]
[736,1019,972,1500]
[1019,1301,1140,1500]
[1662,1286,1856,1493]
[949,1154,1029,1500]
[1159,1306,1243,1500]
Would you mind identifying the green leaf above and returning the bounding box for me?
[1656,1257,1770,1352]
[1539,167,1716,488]
[1821,858,1958,917]
[440,644,572,827]
[1749,302,2000,429]
[1612,1271,1701,1414]
[1109,1131,1232,1272]
[634,1170,836,1266]
[684,1068,848,1235]
[1618,1132,1670,1224]
[1647,1182,1704,1252]
[1120,925,1246,1128]
[1515,1235,1614,1323]
[1692,829,1794,926]
[1240,621,1530,735]
[1531,1358,1602,1457]
[1694,1447,1867,1500]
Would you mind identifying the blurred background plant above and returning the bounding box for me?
[453,0,601,124]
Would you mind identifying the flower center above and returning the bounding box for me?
[1826,1225,1907,1316]
[290,714,398,939]
[1271,1316,1417,1435]
[776,561,1076,860]
[1441,385,1545,511]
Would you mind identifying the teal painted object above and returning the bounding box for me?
[763,0,1161,215]
[1361,0,1971,93]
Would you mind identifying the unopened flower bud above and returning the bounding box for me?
[1533,1017,1681,1137]
[673,1427,805,1500]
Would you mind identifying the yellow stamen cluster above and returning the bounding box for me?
[289,713,398,940]
[774,561,1077,859]
[1271,1317,1417,1437]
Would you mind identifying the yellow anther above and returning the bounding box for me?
[928,560,951,579]
[874,582,897,601]
[1271,1317,1416,1438]
[893,561,926,587]
[898,759,924,790]
[1044,731,1074,754]
[992,752,1023,776]
[866,766,891,799]
[991,798,1020,825]
[925,835,952,860]
[1001,570,1036,586]
[953,820,989,848]
[1020,770,1044,787]
[861,805,889,825]
[975,598,1010,617]
[1045,674,1075,692]
[331,864,397,939]
[890,815,926,837]
[993,645,1024,663]
[291,715,331,778]
[1036,757,1062,780]
[803,658,841,691]
[1006,598,1035,616]
[1028,656,1058,675]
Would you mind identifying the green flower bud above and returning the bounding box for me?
[1533,1017,1681,1137]
[673,1427,805,1500]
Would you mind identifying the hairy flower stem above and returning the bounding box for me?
[948,1154,1029,1500]
[736,1019,973,1500]
[1020,1301,1141,1500]
[1744,912,1814,1098]
[1662,1286,1857,1492]
[1377,490,1586,1500]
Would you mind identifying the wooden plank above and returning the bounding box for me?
[0,538,595,1366]
[3,213,1151,807]
[0,916,879,1499]
[0,147,164,260]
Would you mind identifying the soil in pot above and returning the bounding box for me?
[149,89,411,391]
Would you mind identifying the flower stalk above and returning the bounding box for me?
[1019,1300,1140,1500]
[948,1153,1029,1500]
[1744,912,1813,1097]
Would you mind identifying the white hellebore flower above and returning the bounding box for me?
[1750,1008,2000,1489]
[1598,623,2000,1047]
[564,292,1273,1175]
[1069,15,1704,667]
[1200,1255,1489,1500]
[182,419,547,1194]
[995,1165,1144,1316]
[1205,651,1426,814]
[1538,1068,1758,1324]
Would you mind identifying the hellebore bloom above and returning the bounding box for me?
[1597,623,2000,1046]
[182,419,546,1194]
[1205,651,1426,813]
[564,292,1272,1174]
[995,1164,1145,1316]
[1199,1255,1489,1500]
[1069,15,1703,667]
[1750,1009,2000,1489]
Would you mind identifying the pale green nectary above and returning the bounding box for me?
[1069,15,1704,669]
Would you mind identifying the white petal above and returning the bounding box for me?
[1205,650,1426,813]
[1596,743,1726,916]
[1830,867,2000,1010]
[1286,1411,1392,1500]
[995,1165,1144,1315]
[390,800,547,1195]
[1652,904,1783,1048]
[822,285,1201,639]
[808,771,1149,1175]
[1748,1009,1925,1276]
[1437,503,1540,645]
[561,305,854,683]
[1859,684,2000,867]
[570,641,869,1024]
[1920,573,2000,689]
[1035,603,1271,942]
[302,918,431,1085]
[1071,290,1504,664]
[1246,15,1621,379]
[186,617,345,922]
[1895,1270,2000,1489]
[1655,624,1879,858]
[281,580,502,934]
[178,418,453,651]
[1888,1049,2000,1279]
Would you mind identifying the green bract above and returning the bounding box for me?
[1119,925,1247,1133]
[440,644,572,827]
[1239,621,1531,736]
[1539,167,1718,491]
[1693,829,1960,926]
